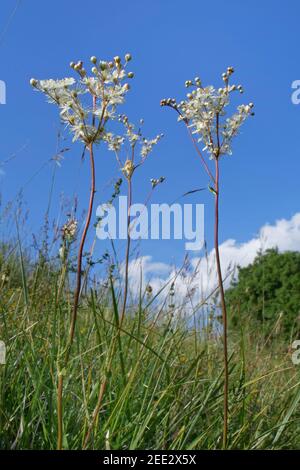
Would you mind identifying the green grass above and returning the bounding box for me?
[0,250,299,450]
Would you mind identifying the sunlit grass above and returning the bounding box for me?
[0,252,299,450]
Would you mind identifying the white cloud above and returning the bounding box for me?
[125,213,300,311]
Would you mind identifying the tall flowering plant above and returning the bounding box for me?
[31,53,134,449]
[161,67,253,447]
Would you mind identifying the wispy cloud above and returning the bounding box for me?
[124,213,300,309]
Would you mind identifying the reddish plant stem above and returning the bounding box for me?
[57,142,96,450]
[171,104,215,184]
[83,377,107,449]
[185,125,215,184]
[214,157,229,449]
[68,142,96,360]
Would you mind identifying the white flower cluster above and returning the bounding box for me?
[30,54,134,145]
[103,133,125,152]
[161,67,254,159]
[103,114,163,179]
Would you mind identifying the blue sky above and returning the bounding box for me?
[0,0,299,267]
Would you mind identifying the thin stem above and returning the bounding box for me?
[214,157,229,449]
[83,278,120,449]
[57,374,63,450]
[83,378,107,449]
[170,104,215,185]
[83,161,136,448]
[57,142,96,450]
[67,143,96,360]
[185,125,215,185]
[120,177,132,325]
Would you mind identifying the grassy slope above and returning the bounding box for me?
[0,257,299,450]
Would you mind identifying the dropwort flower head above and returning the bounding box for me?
[161,67,253,160]
[30,54,133,145]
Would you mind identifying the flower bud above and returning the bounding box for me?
[122,159,134,179]
[90,56,97,64]
[92,66,98,74]
[125,53,132,62]
[127,71,134,78]
[30,78,38,87]
[114,56,121,64]
[222,72,228,81]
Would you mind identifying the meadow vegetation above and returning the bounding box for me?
[0,216,299,450]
